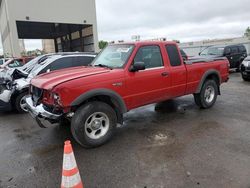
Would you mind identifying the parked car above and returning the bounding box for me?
[199,44,247,70]
[0,52,96,113]
[25,41,229,148]
[0,57,34,72]
[240,56,250,81]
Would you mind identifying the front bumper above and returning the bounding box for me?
[0,88,13,112]
[25,96,62,128]
[0,99,12,112]
[241,65,250,78]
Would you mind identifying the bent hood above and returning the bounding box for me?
[31,66,110,90]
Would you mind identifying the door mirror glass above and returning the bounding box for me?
[129,61,145,72]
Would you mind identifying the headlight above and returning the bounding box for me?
[52,93,62,106]
[242,61,250,67]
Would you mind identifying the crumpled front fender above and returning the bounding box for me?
[15,78,30,91]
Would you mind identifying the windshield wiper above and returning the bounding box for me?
[94,64,113,70]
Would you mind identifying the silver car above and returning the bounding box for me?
[0,52,96,113]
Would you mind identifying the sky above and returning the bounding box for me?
[0,0,250,53]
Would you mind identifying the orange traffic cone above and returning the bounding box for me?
[61,140,84,188]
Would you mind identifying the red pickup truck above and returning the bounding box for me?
[26,41,229,148]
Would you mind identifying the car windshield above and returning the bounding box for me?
[92,44,134,68]
[200,47,224,56]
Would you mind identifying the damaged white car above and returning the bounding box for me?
[0,52,96,113]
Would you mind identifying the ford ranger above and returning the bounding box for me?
[26,41,229,148]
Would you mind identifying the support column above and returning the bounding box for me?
[79,28,84,52]
[54,38,58,52]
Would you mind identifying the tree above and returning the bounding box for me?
[98,40,108,50]
[244,27,250,38]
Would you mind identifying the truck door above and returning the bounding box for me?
[230,46,240,68]
[165,44,187,97]
[126,45,171,108]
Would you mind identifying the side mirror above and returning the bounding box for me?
[129,62,145,72]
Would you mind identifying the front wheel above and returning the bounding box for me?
[15,92,29,113]
[194,79,218,109]
[71,101,117,148]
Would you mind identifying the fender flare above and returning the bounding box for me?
[71,88,127,113]
[195,69,221,94]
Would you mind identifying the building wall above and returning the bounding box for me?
[0,0,14,57]
[42,39,55,53]
[0,0,99,57]
[179,37,250,56]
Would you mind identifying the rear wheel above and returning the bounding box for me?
[194,79,218,109]
[15,92,28,113]
[71,101,117,148]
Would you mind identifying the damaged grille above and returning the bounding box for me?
[31,85,43,105]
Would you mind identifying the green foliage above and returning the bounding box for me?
[244,27,250,38]
[99,40,108,50]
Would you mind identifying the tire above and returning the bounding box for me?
[15,92,28,113]
[71,101,117,148]
[193,93,202,107]
[242,74,250,81]
[194,79,218,109]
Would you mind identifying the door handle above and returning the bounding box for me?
[161,72,169,77]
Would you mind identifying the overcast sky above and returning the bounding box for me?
[0,0,250,52]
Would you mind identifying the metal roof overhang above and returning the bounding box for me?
[16,21,92,39]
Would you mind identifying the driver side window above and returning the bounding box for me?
[134,46,163,69]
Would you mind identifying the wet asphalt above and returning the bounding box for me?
[0,72,250,188]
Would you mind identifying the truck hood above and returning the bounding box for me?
[31,66,110,90]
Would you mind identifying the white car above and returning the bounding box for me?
[0,52,96,113]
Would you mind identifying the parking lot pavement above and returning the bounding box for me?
[0,72,250,188]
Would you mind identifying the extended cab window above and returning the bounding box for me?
[134,46,163,69]
[165,44,182,66]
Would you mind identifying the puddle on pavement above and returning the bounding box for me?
[33,144,62,156]
[13,128,33,140]
[190,121,221,137]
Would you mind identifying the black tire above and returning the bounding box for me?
[15,92,28,113]
[242,74,250,81]
[193,93,202,107]
[194,79,218,109]
[71,101,117,148]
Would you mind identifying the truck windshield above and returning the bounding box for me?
[92,44,134,68]
[200,47,224,56]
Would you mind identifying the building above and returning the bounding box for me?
[0,0,99,57]
[19,39,25,53]
[42,39,55,54]
[179,37,250,56]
